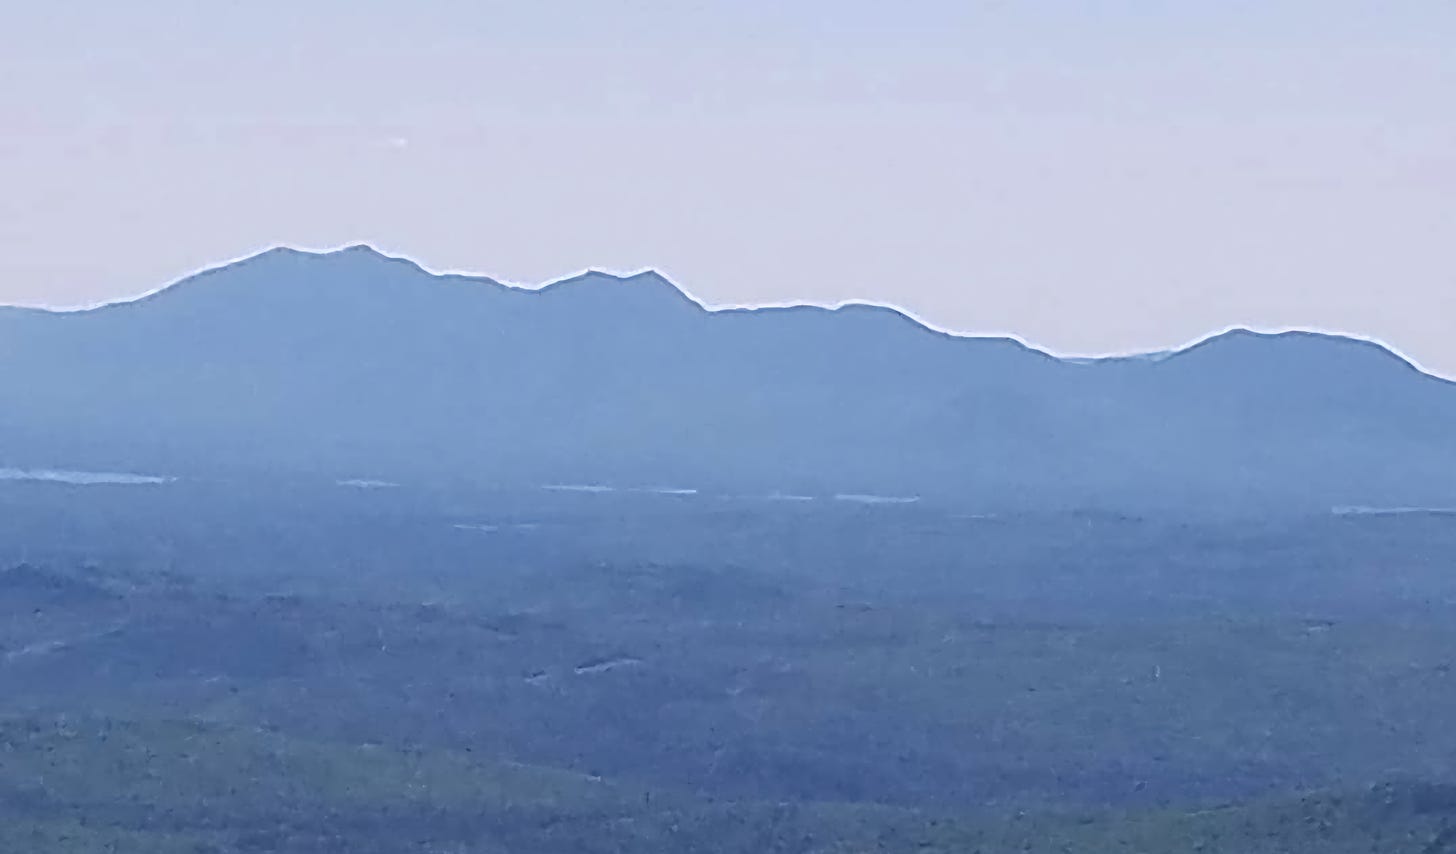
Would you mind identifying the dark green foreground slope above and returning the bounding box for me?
[3,716,1456,854]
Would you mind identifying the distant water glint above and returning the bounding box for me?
[833,493,920,505]
[453,523,541,533]
[0,467,174,485]
[1332,505,1456,516]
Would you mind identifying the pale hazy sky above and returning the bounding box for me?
[4,2,1454,374]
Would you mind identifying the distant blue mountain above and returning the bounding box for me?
[3,245,1453,512]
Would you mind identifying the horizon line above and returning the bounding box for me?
[5,240,1450,382]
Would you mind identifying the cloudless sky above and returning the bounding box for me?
[4,1,1454,374]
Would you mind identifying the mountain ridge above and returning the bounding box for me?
[3,244,1454,511]
[4,243,1442,383]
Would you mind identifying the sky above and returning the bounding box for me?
[4,1,1455,375]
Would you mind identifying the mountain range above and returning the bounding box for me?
[3,244,1453,512]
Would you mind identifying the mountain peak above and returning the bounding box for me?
[1179,326,1420,364]
[1147,326,1450,389]
[276,243,418,268]
[245,242,447,280]
[536,268,703,311]
[233,243,416,270]
[334,242,389,257]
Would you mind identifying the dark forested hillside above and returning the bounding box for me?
[3,478,1456,851]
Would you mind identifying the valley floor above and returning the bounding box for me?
[3,481,1456,851]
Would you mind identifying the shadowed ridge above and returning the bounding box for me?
[1159,327,1451,386]
[0,304,53,319]
[828,301,1060,360]
[532,268,707,310]
[3,246,1456,508]
[22,244,508,317]
[303,243,463,282]
[526,267,1047,358]
[620,269,711,308]
[329,242,393,258]
[212,242,442,282]
[710,299,1060,363]
[1,246,1445,385]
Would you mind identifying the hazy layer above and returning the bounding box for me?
[3,2,1454,375]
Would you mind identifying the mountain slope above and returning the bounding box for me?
[6,715,1456,853]
[2,245,1453,510]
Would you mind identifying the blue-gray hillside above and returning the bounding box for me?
[3,245,1453,511]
